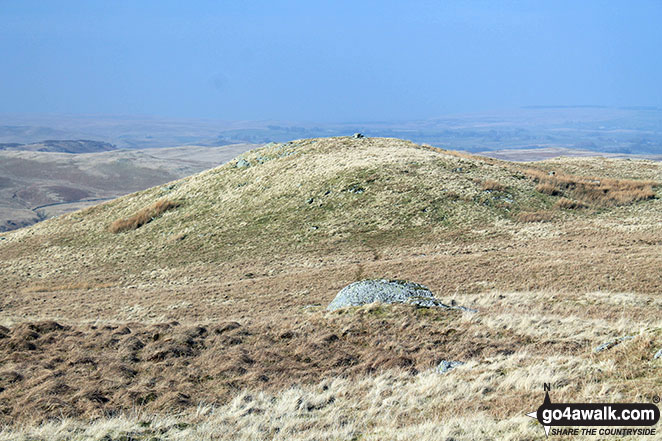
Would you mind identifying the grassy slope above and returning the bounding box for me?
[0,137,566,288]
[1,137,662,440]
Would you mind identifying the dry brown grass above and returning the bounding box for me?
[481,179,507,192]
[526,168,658,207]
[1,305,525,424]
[534,182,562,196]
[2,288,661,440]
[109,199,180,233]
[555,197,587,210]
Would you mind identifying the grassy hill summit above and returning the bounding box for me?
[1,137,662,439]
[2,136,660,296]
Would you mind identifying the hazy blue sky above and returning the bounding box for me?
[2,1,661,121]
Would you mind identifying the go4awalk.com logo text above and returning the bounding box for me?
[526,384,660,437]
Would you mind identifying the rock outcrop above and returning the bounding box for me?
[327,279,475,312]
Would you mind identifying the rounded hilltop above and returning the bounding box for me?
[0,136,540,285]
[0,135,659,299]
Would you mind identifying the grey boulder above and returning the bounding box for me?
[327,279,474,312]
[594,335,635,353]
[436,360,465,374]
[235,158,251,168]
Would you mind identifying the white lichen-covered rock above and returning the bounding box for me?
[594,335,635,353]
[327,279,474,311]
[436,360,465,374]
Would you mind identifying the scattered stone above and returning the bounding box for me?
[213,322,241,334]
[594,335,635,353]
[654,348,662,359]
[436,360,465,374]
[236,159,251,168]
[279,331,294,339]
[347,184,365,194]
[306,198,314,204]
[169,233,187,242]
[33,321,65,333]
[353,133,364,139]
[322,334,339,344]
[327,279,476,312]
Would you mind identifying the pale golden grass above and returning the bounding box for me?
[1,350,657,441]
[109,199,180,233]
[526,168,658,207]
[1,137,661,299]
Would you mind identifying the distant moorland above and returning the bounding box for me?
[2,106,662,153]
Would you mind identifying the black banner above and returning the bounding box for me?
[536,392,660,427]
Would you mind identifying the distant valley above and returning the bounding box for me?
[0,143,256,231]
[0,139,116,154]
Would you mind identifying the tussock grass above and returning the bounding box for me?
[555,197,587,210]
[109,199,180,233]
[3,336,660,440]
[526,168,658,207]
[481,179,507,192]
[0,373,538,440]
[534,182,562,196]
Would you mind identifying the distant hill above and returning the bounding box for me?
[479,146,662,162]
[0,139,116,153]
[2,107,662,153]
